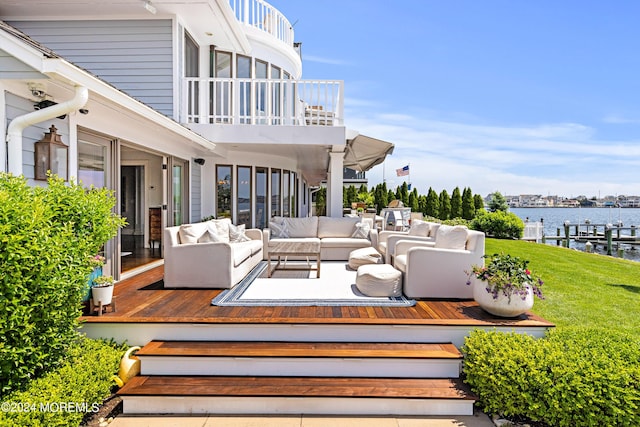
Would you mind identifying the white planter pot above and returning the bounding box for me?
[91,285,114,306]
[473,280,534,317]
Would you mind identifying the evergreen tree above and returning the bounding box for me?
[358,184,368,194]
[462,187,475,219]
[438,189,451,220]
[388,189,396,205]
[450,187,462,218]
[474,194,485,212]
[400,182,410,205]
[425,187,439,218]
[373,184,388,213]
[418,194,427,215]
[488,191,508,212]
[408,189,419,212]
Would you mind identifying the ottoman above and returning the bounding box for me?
[348,247,383,270]
[355,264,402,297]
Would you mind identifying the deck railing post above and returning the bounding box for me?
[605,224,613,255]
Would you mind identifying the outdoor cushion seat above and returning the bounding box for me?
[348,247,383,270]
[228,240,263,265]
[355,264,402,297]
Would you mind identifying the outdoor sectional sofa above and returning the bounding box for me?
[264,216,379,261]
[164,218,263,289]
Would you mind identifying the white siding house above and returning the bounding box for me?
[0,0,393,279]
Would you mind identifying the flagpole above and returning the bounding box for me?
[383,160,386,184]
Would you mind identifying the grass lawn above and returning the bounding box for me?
[486,238,640,336]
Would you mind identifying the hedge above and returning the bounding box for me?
[0,337,126,427]
[462,328,640,426]
[0,173,124,395]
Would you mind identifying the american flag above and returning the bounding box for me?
[396,165,409,177]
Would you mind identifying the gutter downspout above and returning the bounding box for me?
[6,85,89,175]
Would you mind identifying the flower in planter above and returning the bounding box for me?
[89,254,106,268]
[466,253,544,302]
[92,275,115,288]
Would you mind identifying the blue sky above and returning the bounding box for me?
[276,0,640,198]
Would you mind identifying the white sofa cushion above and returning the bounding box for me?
[178,222,208,244]
[321,237,371,249]
[435,225,468,250]
[269,220,290,238]
[283,216,318,238]
[351,221,371,239]
[318,216,361,238]
[198,226,223,243]
[229,223,251,242]
[209,218,232,243]
[408,219,430,237]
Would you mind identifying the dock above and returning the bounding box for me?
[541,222,640,256]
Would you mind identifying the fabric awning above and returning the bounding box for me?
[343,134,395,172]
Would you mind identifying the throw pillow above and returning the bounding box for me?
[434,225,468,250]
[210,218,231,243]
[198,227,222,243]
[269,220,289,238]
[229,223,252,242]
[408,219,430,237]
[178,224,204,244]
[351,221,371,239]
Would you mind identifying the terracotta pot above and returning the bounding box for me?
[473,280,534,317]
[91,284,114,306]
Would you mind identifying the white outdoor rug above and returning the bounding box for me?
[211,261,415,307]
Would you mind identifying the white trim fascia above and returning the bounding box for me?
[0,30,51,72]
[213,0,252,54]
[40,58,216,153]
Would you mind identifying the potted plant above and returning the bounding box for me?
[466,253,544,317]
[84,254,106,302]
[91,275,115,307]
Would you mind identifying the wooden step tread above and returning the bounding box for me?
[119,376,476,400]
[137,341,462,359]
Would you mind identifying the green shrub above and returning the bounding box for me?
[462,328,640,426]
[470,210,524,239]
[0,173,125,395]
[0,337,126,427]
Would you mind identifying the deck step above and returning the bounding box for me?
[136,341,463,378]
[118,375,477,416]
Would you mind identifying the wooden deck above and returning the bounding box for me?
[87,264,554,416]
[81,264,553,329]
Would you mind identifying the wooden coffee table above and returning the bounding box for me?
[268,240,321,278]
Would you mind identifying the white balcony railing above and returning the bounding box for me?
[228,0,294,46]
[183,78,344,126]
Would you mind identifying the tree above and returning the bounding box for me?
[425,187,439,218]
[400,182,409,205]
[474,194,485,212]
[450,187,462,218]
[373,183,388,213]
[315,187,326,215]
[488,191,508,212]
[409,188,419,212]
[462,187,475,220]
[438,189,451,220]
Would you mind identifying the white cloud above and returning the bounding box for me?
[345,112,640,197]
[303,55,351,66]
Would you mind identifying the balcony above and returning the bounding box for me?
[229,0,294,47]
[182,78,344,126]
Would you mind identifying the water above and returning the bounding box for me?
[510,207,640,261]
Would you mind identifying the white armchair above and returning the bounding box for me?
[377,221,440,264]
[393,226,485,299]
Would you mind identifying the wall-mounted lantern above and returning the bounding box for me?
[34,125,68,181]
